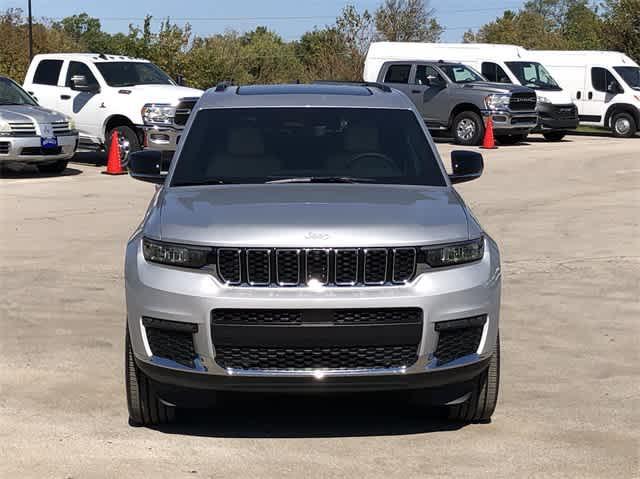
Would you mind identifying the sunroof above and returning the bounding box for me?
[237,84,372,96]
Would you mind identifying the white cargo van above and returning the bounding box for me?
[526,50,639,137]
[364,42,579,141]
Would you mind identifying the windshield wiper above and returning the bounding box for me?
[265,176,377,184]
[172,179,234,186]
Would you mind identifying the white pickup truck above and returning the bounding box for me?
[23,53,202,162]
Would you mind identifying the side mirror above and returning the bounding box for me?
[449,150,484,184]
[129,150,166,184]
[175,74,185,86]
[606,81,622,95]
[70,75,99,93]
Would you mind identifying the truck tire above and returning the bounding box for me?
[611,112,637,138]
[448,332,500,423]
[495,134,527,145]
[107,125,141,168]
[452,111,485,146]
[37,160,68,174]
[542,131,566,141]
[126,327,176,427]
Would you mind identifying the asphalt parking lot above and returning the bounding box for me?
[1,134,638,478]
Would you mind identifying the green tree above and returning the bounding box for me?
[374,0,443,42]
[602,0,640,63]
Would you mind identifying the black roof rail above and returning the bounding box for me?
[312,80,392,93]
[214,81,234,92]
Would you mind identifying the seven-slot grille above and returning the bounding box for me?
[173,97,199,126]
[215,247,417,287]
[509,92,537,111]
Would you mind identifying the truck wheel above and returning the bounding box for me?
[37,160,68,174]
[448,332,500,423]
[452,111,484,146]
[107,126,141,168]
[543,132,566,141]
[495,134,527,145]
[611,112,637,138]
[126,327,176,427]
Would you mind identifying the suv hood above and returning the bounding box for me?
[118,84,202,104]
[0,104,68,123]
[155,185,470,247]
[458,81,534,95]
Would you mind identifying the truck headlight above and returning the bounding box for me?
[484,94,511,110]
[419,237,484,268]
[141,104,176,125]
[536,95,550,106]
[143,238,213,268]
[0,119,10,134]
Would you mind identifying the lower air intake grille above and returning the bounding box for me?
[434,316,486,366]
[215,345,418,370]
[0,142,9,154]
[143,318,198,368]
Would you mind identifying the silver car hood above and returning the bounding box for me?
[155,184,470,247]
[0,104,68,123]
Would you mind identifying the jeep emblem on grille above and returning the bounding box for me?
[305,232,330,240]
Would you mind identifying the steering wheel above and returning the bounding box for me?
[346,152,396,171]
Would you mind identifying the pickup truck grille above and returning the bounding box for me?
[509,92,537,111]
[212,308,422,371]
[173,97,199,126]
[9,122,36,136]
[216,247,417,287]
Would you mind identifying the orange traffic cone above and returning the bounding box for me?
[102,130,126,175]
[480,116,497,150]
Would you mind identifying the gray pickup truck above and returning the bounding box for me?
[378,61,539,145]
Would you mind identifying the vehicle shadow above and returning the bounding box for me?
[153,392,468,438]
[0,165,82,179]
[72,151,107,166]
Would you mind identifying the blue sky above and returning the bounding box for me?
[3,0,526,42]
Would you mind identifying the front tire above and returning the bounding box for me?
[107,125,141,168]
[611,112,637,138]
[126,327,176,427]
[448,332,500,423]
[452,111,485,146]
[543,131,566,141]
[37,160,68,174]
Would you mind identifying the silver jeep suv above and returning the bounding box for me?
[125,83,502,427]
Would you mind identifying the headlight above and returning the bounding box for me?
[141,104,176,125]
[484,94,511,110]
[66,117,76,130]
[536,95,550,105]
[0,119,10,134]
[419,237,484,268]
[142,238,212,268]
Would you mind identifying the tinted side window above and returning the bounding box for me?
[415,65,443,85]
[65,61,99,88]
[384,64,411,84]
[591,67,616,92]
[33,60,63,85]
[482,62,511,83]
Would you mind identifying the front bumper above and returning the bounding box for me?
[125,235,501,393]
[482,109,538,133]
[533,103,579,132]
[0,133,78,163]
[142,125,182,152]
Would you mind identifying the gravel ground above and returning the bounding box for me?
[0,134,638,478]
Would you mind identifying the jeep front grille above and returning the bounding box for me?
[215,247,417,287]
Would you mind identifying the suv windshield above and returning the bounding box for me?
[613,66,640,90]
[171,107,446,187]
[505,61,561,90]
[0,77,37,106]
[95,62,173,87]
[438,64,484,84]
